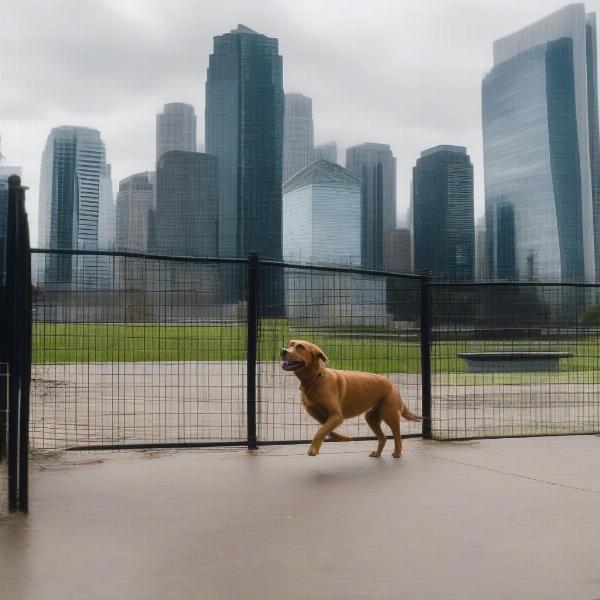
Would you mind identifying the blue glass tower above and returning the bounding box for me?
[38,126,108,286]
[483,4,599,282]
[412,146,475,280]
[205,24,284,261]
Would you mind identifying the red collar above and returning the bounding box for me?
[302,371,323,390]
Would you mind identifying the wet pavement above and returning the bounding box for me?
[1,436,600,600]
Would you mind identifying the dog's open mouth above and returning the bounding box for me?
[281,360,305,371]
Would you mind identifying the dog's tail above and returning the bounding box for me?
[400,403,422,422]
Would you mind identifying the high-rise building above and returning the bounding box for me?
[283,93,314,182]
[384,227,414,323]
[345,143,397,269]
[412,145,475,280]
[314,142,337,164]
[98,163,114,250]
[384,228,411,274]
[475,216,489,281]
[283,159,362,265]
[156,103,197,163]
[282,159,387,326]
[151,151,218,257]
[38,126,108,286]
[205,24,284,261]
[482,4,599,282]
[115,171,154,252]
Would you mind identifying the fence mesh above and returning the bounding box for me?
[28,250,600,449]
[31,251,247,448]
[430,283,600,439]
[256,264,423,443]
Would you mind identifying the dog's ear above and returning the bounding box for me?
[314,345,329,365]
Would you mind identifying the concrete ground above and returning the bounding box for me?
[1,436,600,600]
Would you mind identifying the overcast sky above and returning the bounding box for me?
[2,0,599,246]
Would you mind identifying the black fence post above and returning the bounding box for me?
[246,252,259,450]
[420,273,432,440]
[17,178,32,514]
[3,175,31,513]
[5,176,21,511]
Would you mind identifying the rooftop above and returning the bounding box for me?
[230,24,259,35]
[283,159,362,192]
[420,144,467,158]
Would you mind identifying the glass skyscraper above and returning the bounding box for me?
[116,171,154,252]
[282,160,387,326]
[282,159,362,266]
[345,143,397,269]
[283,93,314,183]
[412,145,475,280]
[156,103,197,163]
[151,151,218,257]
[205,24,284,261]
[38,126,109,286]
[482,4,600,282]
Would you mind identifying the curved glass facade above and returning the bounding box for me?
[483,4,599,282]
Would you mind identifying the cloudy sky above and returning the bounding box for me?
[2,0,599,245]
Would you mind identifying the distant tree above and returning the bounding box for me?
[580,304,600,326]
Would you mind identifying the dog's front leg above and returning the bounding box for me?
[308,414,343,456]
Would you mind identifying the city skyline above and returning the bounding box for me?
[6,0,596,247]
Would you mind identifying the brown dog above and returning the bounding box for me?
[281,340,422,457]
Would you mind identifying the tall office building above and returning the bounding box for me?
[346,143,397,269]
[475,216,489,281]
[412,145,475,280]
[483,4,599,282]
[282,160,362,265]
[205,24,284,261]
[151,151,218,257]
[38,126,108,286]
[156,103,197,163]
[384,228,411,274]
[282,159,387,325]
[384,227,413,322]
[283,93,314,182]
[116,171,154,252]
[98,163,114,250]
[314,142,337,164]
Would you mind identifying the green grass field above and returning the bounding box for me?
[31,322,600,376]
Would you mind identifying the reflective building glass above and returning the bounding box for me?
[483,4,599,281]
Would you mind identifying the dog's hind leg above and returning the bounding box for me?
[381,401,402,458]
[365,407,386,457]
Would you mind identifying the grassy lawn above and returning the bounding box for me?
[32,321,421,371]
[32,322,600,375]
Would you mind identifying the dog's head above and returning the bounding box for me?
[280,340,329,372]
